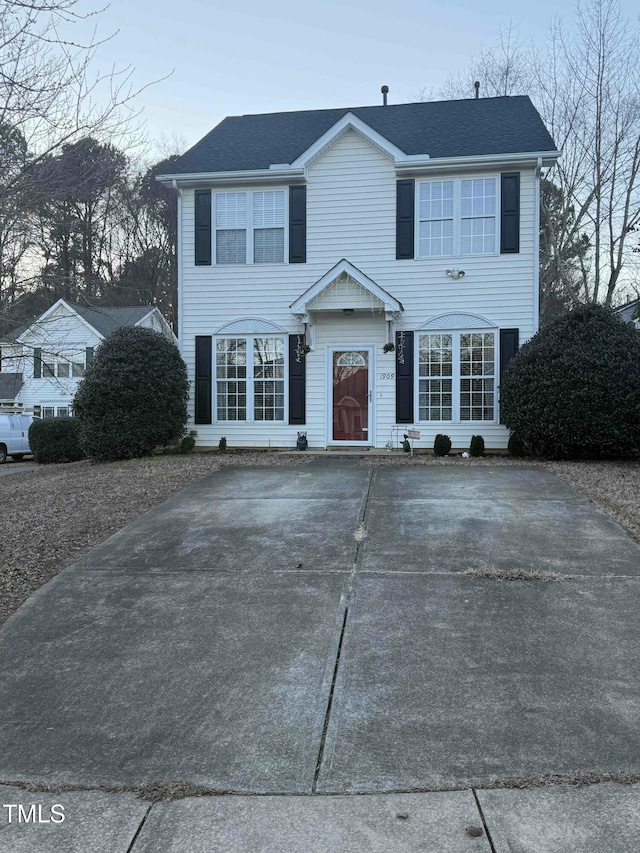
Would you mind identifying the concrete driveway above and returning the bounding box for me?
[2,460,640,851]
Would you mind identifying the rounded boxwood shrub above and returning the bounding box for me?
[469,435,485,457]
[500,304,640,459]
[29,417,85,463]
[433,434,452,456]
[73,326,188,461]
[507,433,528,458]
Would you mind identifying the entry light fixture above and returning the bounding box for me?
[445,269,466,279]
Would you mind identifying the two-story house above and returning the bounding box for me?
[1,299,176,416]
[159,95,559,450]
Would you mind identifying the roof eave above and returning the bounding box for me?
[156,167,306,187]
[395,150,561,174]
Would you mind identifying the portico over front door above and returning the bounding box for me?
[330,349,372,443]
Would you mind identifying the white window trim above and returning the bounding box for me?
[214,334,288,424]
[415,329,498,424]
[415,175,500,258]
[212,187,289,266]
[39,346,87,380]
[41,404,71,418]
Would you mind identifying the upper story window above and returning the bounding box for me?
[214,190,286,265]
[417,177,497,258]
[41,350,85,379]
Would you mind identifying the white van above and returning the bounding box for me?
[0,412,33,463]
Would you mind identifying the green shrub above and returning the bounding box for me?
[73,326,188,461]
[469,435,485,457]
[180,435,196,454]
[433,434,452,456]
[507,433,527,457]
[29,417,85,463]
[218,436,227,452]
[500,304,640,459]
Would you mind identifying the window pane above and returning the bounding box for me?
[419,219,453,257]
[420,181,453,219]
[253,191,284,228]
[72,361,85,377]
[418,334,453,420]
[461,178,496,254]
[254,337,285,420]
[216,229,246,264]
[57,361,70,377]
[254,228,284,263]
[58,407,69,418]
[459,334,495,421]
[216,192,246,228]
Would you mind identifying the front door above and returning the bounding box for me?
[331,349,372,443]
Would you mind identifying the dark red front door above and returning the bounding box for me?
[332,350,369,442]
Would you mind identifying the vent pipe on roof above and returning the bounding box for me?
[474,81,480,99]
[381,85,389,106]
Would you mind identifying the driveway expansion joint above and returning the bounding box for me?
[312,467,376,793]
[126,804,152,853]
[472,788,497,853]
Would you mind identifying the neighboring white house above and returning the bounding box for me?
[0,299,176,416]
[158,95,560,450]
[615,298,640,330]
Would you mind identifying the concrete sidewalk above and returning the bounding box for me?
[1,461,640,850]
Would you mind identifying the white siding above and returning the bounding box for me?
[15,304,102,412]
[181,130,538,450]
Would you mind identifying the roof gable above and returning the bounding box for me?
[163,96,558,177]
[290,260,403,317]
[17,299,169,343]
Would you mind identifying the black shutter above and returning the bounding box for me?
[288,334,306,424]
[85,347,94,367]
[500,172,520,254]
[194,189,212,266]
[34,347,42,379]
[499,328,520,424]
[395,331,414,423]
[396,180,415,259]
[289,186,306,264]
[194,336,212,424]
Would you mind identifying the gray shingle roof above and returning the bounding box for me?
[615,299,639,324]
[0,373,23,401]
[72,305,153,337]
[166,96,557,176]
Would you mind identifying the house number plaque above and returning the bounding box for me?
[378,372,395,380]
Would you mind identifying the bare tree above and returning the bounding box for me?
[434,1,640,310]
[0,0,163,326]
[440,23,532,100]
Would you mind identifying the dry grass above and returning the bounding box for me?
[1,452,639,628]
[464,566,564,582]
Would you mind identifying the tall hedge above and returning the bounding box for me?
[500,304,640,459]
[73,326,188,461]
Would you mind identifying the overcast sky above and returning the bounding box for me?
[75,0,639,154]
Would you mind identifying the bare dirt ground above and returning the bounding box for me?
[1,452,638,627]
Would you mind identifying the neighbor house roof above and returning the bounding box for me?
[0,373,24,401]
[70,305,153,337]
[614,298,639,325]
[164,96,558,176]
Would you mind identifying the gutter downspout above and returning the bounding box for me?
[172,180,183,355]
[533,157,542,333]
